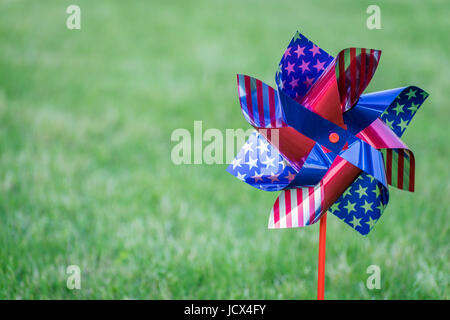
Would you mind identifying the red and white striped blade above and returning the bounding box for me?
[268,182,324,229]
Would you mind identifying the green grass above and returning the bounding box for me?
[0,0,448,299]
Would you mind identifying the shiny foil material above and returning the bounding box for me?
[227,31,428,235]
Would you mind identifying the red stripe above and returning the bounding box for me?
[297,189,303,227]
[397,149,404,189]
[350,48,356,106]
[256,79,265,127]
[309,187,315,224]
[244,75,255,124]
[359,48,366,96]
[409,152,415,192]
[338,52,346,106]
[386,149,392,185]
[273,197,280,228]
[367,49,375,85]
[268,87,276,127]
[236,74,241,105]
[285,190,292,228]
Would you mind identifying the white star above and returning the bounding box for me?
[236,172,246,181]
[261,156,275,169]
[231,157,242,170]
[257,140,269,154]
[246,156,258,170]
[242,141,253,154]
[279,159,286,170]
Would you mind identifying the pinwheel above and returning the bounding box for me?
[227,31,428,299]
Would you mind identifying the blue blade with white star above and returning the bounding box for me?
[226,131,298,191]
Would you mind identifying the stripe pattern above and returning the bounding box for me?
[380,148,415,191]
[335,48,381,112]
[268,182,323,229]
[237,74,284,128]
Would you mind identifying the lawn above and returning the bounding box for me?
[0,0,448,299]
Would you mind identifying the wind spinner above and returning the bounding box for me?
[227,31,429,299]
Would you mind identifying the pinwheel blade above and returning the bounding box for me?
[335,48,382,112]
[226,131,298,191]
[276,31,334,102]
[329,172,389,236]
[268,182,324,229]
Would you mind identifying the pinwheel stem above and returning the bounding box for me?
[317,213,327,300]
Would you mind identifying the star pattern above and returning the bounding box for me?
[303,76,314,88]
[349,216,362,228]
[227,131,298,191]
[367,216,378,229]
[276,31,334,102]
[298,60,310,74]
[405,88,416,100]
[294,45,306,58]
[361,200,373,213]
[329,172,389,236]
[397,118,409,131]
[408,102,419,113]
[231,157,242,170]
[385,119,394,130]
[343,201,357,214]
[313,59,326,72]
[342,187,352,198]
[355,185,368,198]
[372,186,380,198]
[379,86,428,137]
[392,102,404,116]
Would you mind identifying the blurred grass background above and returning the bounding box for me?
[0,0,448,299]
